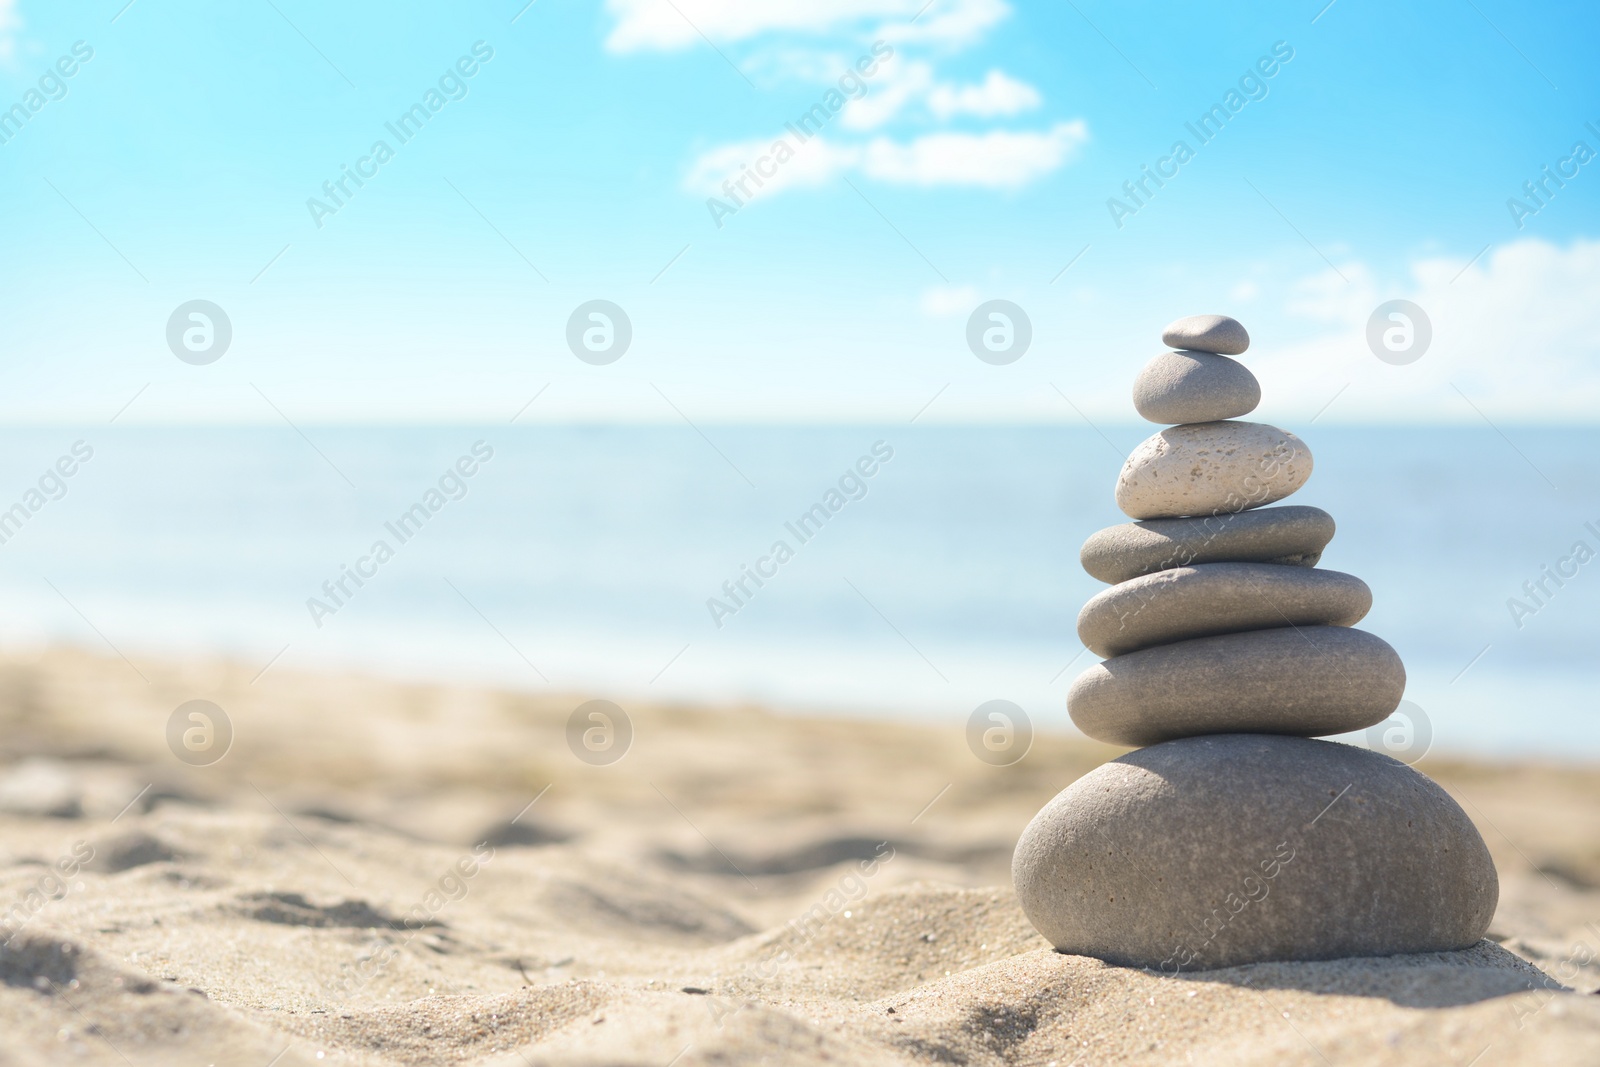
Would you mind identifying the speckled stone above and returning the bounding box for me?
[1115,421,1312,521]
[1133,351,1260,425]
[1012,733,1499,970]
[1076,563,1371,658]
[1080,506,1336,585]
[1160,314,1250,355]
[1067,625,1403,747]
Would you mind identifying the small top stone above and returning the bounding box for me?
[1162,314,1249,356]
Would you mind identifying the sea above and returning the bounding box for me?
[0,424,1593,759]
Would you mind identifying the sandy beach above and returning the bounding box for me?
[1,645,1598,1065]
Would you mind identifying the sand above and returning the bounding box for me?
[1,645,1598,1065]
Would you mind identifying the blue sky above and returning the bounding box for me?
[2,0,1598,424]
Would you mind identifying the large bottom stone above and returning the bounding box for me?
[1068,625,1404,746]
[1012,734,1498,970]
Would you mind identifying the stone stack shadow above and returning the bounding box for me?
[1012,314,1498,972]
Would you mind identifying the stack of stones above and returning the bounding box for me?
[1012,314,1498,971]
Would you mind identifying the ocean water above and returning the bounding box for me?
[0,424,1593,758]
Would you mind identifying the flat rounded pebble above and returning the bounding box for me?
[1067,625,1403,746]
[1080,505,1336,585]
[1115,421,1312,520]
[1011,734,1498,970]
[1133,351,1260,424]
[1160,314,1249,355]
[1076,563,1371,658]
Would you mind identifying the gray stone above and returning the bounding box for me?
[1116,421,1312,521]
[1067,625,1403,746]
[1077,563,1371,658]
[1080,506,1336,585]
[1134,351,1260,424]
[1161,314,1250,355]
[1011,734,1498,970]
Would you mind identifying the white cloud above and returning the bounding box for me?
[604,0,1008,52]
[686,121,1087,198]
[743,46,857,85]
[840,60,935,130]
[0,0,21,65]
[841,63,1041,130]
[862,121,1087,187]
[606,0,866,52]
[920,284,980,316]
[684,135,860,201]
[634,0,1063,204]
[877,0,1011,48]
[928,70,1040,119]
[1283,259,1378,326]
[1255,238,1600,421]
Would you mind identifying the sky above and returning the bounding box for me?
[2,0,1598,424]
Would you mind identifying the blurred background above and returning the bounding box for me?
[3,0,1598,758]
